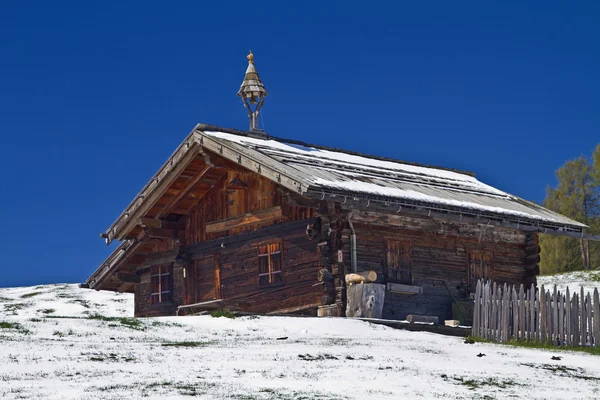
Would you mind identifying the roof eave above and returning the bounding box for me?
[305,187,597,239]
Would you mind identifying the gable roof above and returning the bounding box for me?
[100,123,590,246]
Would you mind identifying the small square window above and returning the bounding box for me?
[150,264,172,304]
[258,241,283,286]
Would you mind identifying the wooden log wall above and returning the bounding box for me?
[340,211,537,322]
[215,221,321,313]
[184,170,314,245]
[132,168,318,317]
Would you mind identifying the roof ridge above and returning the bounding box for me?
[195,123,476,177]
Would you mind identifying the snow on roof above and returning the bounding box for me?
[203,130,586,228]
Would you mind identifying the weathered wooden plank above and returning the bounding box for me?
[473,280,481,337]
[566,287,571,346]
[573,293,580,346]
[586,293,593,347]
[580,287,586,347]
[540,285,546,343]
[552,285,558,345]
[519,284,525,340]
[512,286,518,340]
[592,288,600,347]
[558,291,564,346]
[158,165,211,218]
[205,206,285,233]
[503,283,509,342]
[115,272,140,284]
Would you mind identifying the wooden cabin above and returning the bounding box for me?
[86,124,591,320]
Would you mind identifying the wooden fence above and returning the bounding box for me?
[472,279,600,346]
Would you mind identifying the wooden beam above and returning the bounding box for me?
[115,272,140,284]
[205,206,285,234]
[117,282,134,293]
[140,250,178,268]
[144,226,181,240]
[138,218,185,231]
[138,217,162,229]
[184,218,316,257]
[158,164,210,218]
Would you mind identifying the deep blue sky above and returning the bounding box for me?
[1,1,599,287]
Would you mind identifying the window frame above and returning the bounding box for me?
[384,239,412,285]
[257,239,284,287]
[150,264,173,304]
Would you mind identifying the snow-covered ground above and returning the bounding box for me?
[538,270,600,297]
[1,283,600,399]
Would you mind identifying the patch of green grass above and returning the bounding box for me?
[210,310,236,319]
[162,341,214,348]
[29,318,42,322]
[69,299,91,308]
[4,303,25,314]
[521,362,600,381]
[444,375,516,390]
[20,292,42,299]
[152,320,184,328]
[467,336,600,356]
[0,296,11,302]
[0,321,31,335]
[87,314,144,330]
[39,308,55,314]
[53,329,74,338]
[0,321,20,329]
[86,352,135,363]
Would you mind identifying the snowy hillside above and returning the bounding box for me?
[1,284,600,399]
[538,270,600,297]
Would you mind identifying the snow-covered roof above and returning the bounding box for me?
[203,129,586,230]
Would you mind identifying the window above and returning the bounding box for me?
[150,264,172,304]
[385,240,412,284]
[468,251,493,288]
[258,241,283,286]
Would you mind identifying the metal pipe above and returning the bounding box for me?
[347,210,357,273]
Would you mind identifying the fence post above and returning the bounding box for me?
[586,293,593,347]
[580,287,586,347]
[512,286,518,340]
[518,284,525,340]
[483,281,488,340]
[573,293,580,346]
[558,291,564,346]
[566,287,571,346]
[552,286,558,345]
[540,285,547,343]
[593,288,600,347]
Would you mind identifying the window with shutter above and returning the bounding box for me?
[385,239,412,284]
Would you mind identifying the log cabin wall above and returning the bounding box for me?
[134,239,185,317]
[340,211,538,321]
[184,170,315,246]
[217,221,321,313]
[134,169,318,317]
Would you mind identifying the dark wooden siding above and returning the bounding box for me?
[215,222,321,313]
[184,170,314,245]
[135,264,184,317]
[341,213,534,321]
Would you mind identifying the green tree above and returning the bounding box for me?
[540,149,600,274]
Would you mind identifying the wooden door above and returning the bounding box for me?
[184,254,220,305]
